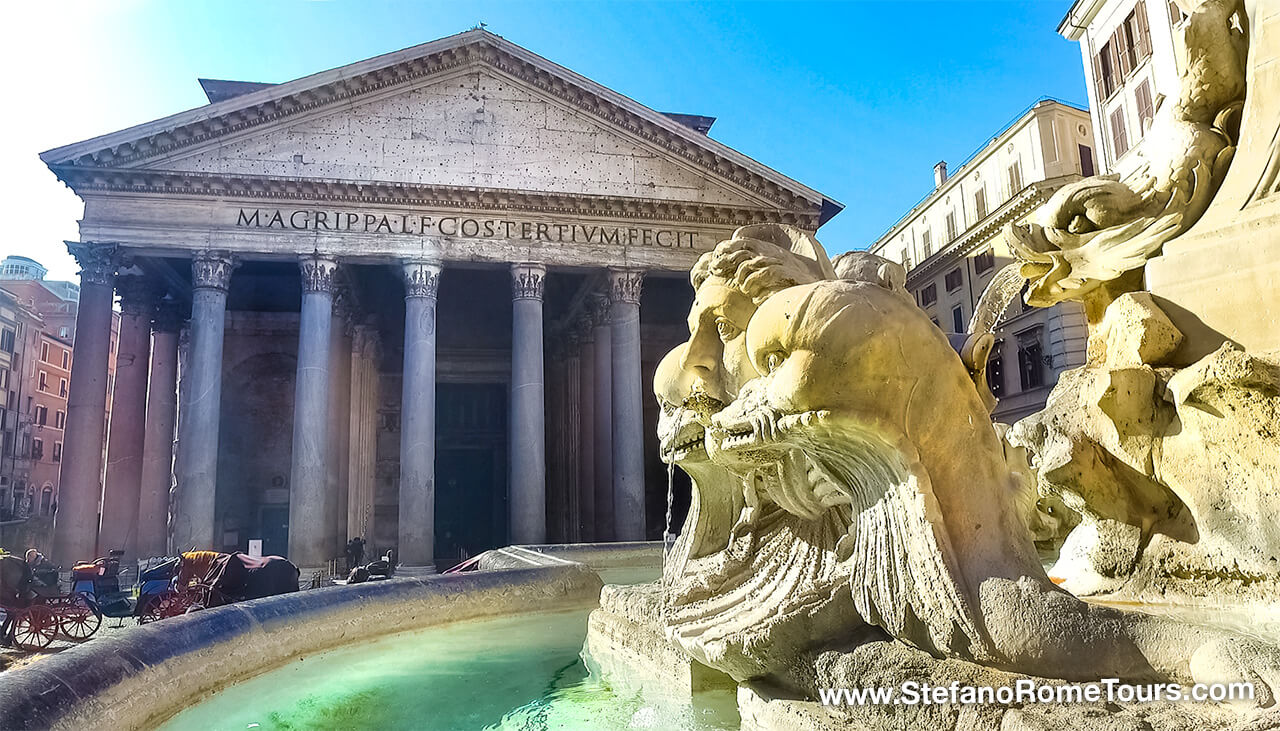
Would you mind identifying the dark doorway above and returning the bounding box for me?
[260,506,289,557]
[435,383,507,568]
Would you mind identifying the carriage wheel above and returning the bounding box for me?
[59,597,102,641]
[138,593,194,624]
[13,605,58,651]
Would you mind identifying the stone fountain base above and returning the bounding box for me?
[585,581,1273,731]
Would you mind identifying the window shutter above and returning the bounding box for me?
[1136,1,1152,59]
[1114,27,1132,76]
[1108,32,1124,85]
[1092,50,1105,96]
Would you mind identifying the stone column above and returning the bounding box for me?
[174,252,234,552]
[52,243,119,565]
[288,254,338,568]
[348,323,380,543]
[590,293,615,542]
[576,324,596,542]
[327,284,353,558]
[137,300,182,560]
[509,263,546,545]
[399,260,442,570]
[609,268,646,541]
[99,275,157,561]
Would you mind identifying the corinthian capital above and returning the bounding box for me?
[589,292,611,327]
[191,251,236,292]
[402,260,442,299]
[299,254,339,294]
[115,275,160,318]
[66,242,120,287]
[511,262,546,301]
[609,267,644,305]
[152,298,185,334]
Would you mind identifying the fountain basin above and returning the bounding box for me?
[0,545,651,731]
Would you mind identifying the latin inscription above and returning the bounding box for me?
[234,208,700,248]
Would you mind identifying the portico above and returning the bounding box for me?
[41,29,838,569]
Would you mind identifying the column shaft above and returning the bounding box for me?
[52,244,118,564]
[509,263,547,544]
[99,276,156,561]
[590,295,615,541]
[174,252,233,552]
[288,255,337,567]
[399,261,441,568]
[137,302,182,559]
[576,330,596,542]
[610,269,646,541]
[327,291,353,558]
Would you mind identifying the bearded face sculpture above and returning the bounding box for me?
[655,226,1280,700]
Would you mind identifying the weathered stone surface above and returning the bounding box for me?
[1094,291,1184,368]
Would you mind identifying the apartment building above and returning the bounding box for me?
[868,99,1092,423]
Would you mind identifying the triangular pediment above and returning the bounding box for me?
[152,68,766,208]
[41,30,840,221]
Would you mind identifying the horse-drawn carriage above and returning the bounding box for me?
[1,549,300,651]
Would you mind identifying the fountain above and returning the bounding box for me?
[2,1,1278,729]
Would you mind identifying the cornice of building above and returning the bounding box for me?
[40,29,840,221]
[50,165,820,230]
[869,99,1087,253]
[903,174,1080,285]
[1058,0,1110,40]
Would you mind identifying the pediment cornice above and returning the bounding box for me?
[41,30,839,217]
[52,165,819,229]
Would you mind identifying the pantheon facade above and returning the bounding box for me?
[41,30,840,570]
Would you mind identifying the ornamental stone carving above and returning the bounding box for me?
[608,268,644,305]
[588,292,611,327]
[66,242,120,287]
[298,254,339,294]
[510,263,546,301]
[115,275,160,318]
[191,251,236,292]
[402,260,442,299]
[151,298,185,333]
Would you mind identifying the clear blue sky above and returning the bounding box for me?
[3,1,1086,279]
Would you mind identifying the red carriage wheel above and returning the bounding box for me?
[138,592,194,624]
[13,605,58,651]
[59,597,102,640]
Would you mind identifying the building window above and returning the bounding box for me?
[0,329,13,354]
[40,342,49,362]
[55,410,65,429]
[1110,107,1130,157]
[988,355,1004,399]
[59,378,67,398]
[1079,144,1095,176]
[0,370,7,391]
[945,268,964,292]
[1169,0,1189,24]
[930,317,940,329]
[38,371,47,391]
[52,442,62,463]
[974,188,988,219]
[1095,41,1118,99]
[1135,79,1155,134]
[920,284,938,307]
[1007,161,1023,197]
[61,351,69,369]
[35,405,47,426]
[974,250,995,274]
[40,487,53,516]
[952,305,965,333]
[1018,334,1046,390]
[32,438,43,461]
[59,326,69,339]
[945,211,958,241]
[921,229,933,258]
